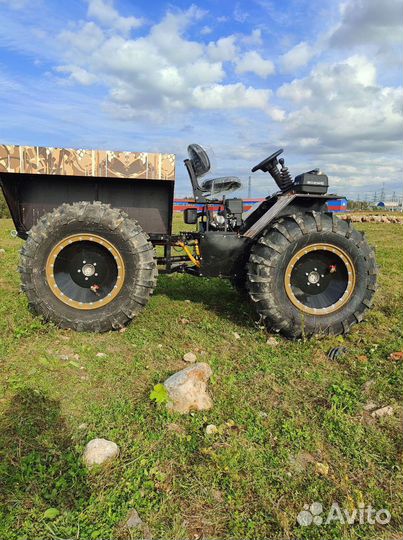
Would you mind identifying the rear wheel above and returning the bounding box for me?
[246,212,377,338]
[19,202,157,332]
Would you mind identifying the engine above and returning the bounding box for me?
[209,198,243,231]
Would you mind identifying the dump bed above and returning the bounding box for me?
[0,144,175,237]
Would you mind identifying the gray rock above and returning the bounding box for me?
[371,405,394,418]
[83,438,119,467]
[96,352,107,358]
[126,508,143,528]
[183,351,197,363]
[164,363,213,414]
[266,337,279,346]
[363,401,377,411]
[125,509,152,539]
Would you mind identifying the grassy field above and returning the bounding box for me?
[0,214,402,540]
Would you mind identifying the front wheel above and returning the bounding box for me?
[246,212,377,338]
[19,202,157,332]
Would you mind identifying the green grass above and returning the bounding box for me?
[0,215,402,539]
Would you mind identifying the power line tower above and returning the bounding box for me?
[380,182,385,201]
[373,191,377,203]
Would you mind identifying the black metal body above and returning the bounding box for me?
[0,173,174,239]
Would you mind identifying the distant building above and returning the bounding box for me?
[377,201,402,211]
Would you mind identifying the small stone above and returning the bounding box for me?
[179,318,190,325]
[83,438,119,467]
[389,351,403,361]
[266,337,279,346]
[0,248,5,255]
[96,352,107,358]
[205,424,218,435]
[233,332,241,340]
[184,299,191,303]
[125,509,153,539]
[371,406,394,418]
[157,344,163,349]
[119,327,127,333]
[315,462,329,476]
[58,354,70,361]
[183,352,197,363]
[126,508,143,529]
[363,401,377,411]
[164,363,213,414]
[78,423,88,430]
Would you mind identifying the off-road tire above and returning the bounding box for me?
[19,202,157,332]
[246,212,377,338]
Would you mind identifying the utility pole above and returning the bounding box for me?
[380,182,385,202]
[247,175,251,199]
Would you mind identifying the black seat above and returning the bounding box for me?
[200,176,242,195]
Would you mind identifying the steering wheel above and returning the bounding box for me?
[251,149,283,173]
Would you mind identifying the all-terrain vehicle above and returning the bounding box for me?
[0,143,377,338]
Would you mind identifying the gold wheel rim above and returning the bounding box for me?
[284,243,356,316]
[46,234,125,310]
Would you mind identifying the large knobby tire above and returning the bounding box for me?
[246,212,377,338]
[19,202,157,332]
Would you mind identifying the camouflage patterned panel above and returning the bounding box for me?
[0,144,175,181]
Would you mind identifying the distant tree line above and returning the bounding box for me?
[347,200,373,211]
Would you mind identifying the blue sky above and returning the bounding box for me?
[0,0,401,199]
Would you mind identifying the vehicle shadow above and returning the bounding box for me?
[0,387,89,525]
[155,274,255,328]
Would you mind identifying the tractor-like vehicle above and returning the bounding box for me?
[0,143,377,338]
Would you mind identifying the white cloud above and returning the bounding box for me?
[56,65,97,85]
[200,25,212,35]
[329,0,403,48]
[60,22,104,54]
[192,83,271,110]
[241,28,263,46]
[280,41,316,73]
[277,55,402,154]
[207,35,237,62]
[235,51,275,78]
[87,0,143,34]
[57,7,273,119]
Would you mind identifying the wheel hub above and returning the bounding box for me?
[307,270,320,285]
[82,263,96,277]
